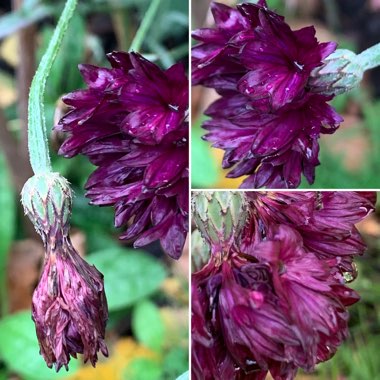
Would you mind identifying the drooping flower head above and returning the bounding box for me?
[32,237,108,371]
[191,191,376,380]
[56,52,189,259]
[192,1,341,188]
[21,173,108,371]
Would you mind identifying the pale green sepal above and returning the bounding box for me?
[21,172,72,237]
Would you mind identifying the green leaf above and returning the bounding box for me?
[132,300,165,352]
[0,152,14,262]
[0,152,15,315]
[146,0,188,47]
[123,358,163,380]
[88,248,167,311]
[330,92,350,113]
[71,188,114,232]
[176,371,189,380]
[0,4,54,39]
[0,311,79,379]
[191,119,218,188]
[163,348,188,379]
[84,229,119,253]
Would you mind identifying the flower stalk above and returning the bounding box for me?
[357,42,380,71]
[129,0,161,52]
[27,0,77,174]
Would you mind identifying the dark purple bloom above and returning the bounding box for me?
[238,10,336,110]
[33,237,108,371]
[244,191,376,275]
[56,52,189,259]
[192,1,340,188]
[120,55,188,144]
[253,226,359,368]
[191,191,376,380]
[192,2,250,86]
[204,94,342,188]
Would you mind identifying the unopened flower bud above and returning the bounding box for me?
[309,49,363,96]
[21,172,72,239]
[192,191,247,254]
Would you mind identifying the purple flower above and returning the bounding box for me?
[204,94,342,188]
[56,52,189,259]
[120,55,188,144]
[254,225,358,368]
[245,191,376,275]
[192,2,250,86]
[192,1,340,188]
[21,173,108,371]
[191,191,376,380]
[33,237,108,371]
[238,10,336,110]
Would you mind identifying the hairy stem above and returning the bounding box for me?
[358,42,380,71]
[28,0,78,174]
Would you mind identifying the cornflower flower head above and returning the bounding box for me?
[192,1,345,188]
[57,52,189,259]
[191,191,376,379]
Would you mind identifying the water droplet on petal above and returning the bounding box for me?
[343,272,354,283]
[168,104,179,111]
[293,61,304,71]
[246,359,257,366]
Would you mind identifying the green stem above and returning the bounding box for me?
[129,0,161,53]
[27,0,78,174]
[358,42,380,71]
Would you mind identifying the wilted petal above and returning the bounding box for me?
[32,237,108,371]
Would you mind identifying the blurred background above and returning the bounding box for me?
[191,0,380,189]
[0,0,188,379]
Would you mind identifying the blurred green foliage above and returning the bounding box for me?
[132,300,165,352]
[301,97,380,189]
[124,358,163,380]
[0,153,15,316]
[89,249,167,311]
[0,312,81,379]
[191,116,219,189]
